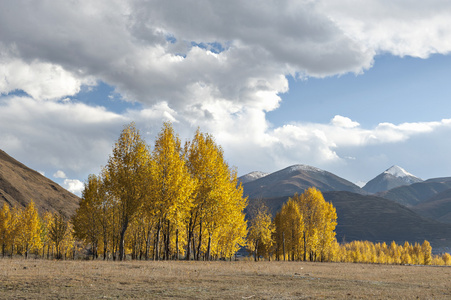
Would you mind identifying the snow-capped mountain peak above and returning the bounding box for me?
[238,171,269,184]
[363,165,423,194]
[288,164,323,173]
[384,165,415,178]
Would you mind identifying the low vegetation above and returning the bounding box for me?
[1,259,450,299]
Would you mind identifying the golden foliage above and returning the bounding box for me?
[71,123,248,261]
[273,188,337,262]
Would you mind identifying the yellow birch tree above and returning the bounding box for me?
[16,201,42,259]
[247,203,274,261]
[105,122,151,261]
[149,122,195,260]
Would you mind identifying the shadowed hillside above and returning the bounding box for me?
[377,177,451,207]
[0,149,80,217]
[412,188,451,223]
[251,191,451,249]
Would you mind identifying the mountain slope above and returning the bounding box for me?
[363,165,422,194]
[412,188,451,223]
[251,191,451,248]
[242,164,364,199]
[378,177,451,207]
[0,149,80,217]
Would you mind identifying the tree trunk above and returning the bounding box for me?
[192,234,197,260]
[119,220,128,261]
[206,234,212,261]
[176,228,179,260]
[165,219,171,260]
[303,233,307,261]
[155,219,161,261]
[186,219,193,261]
[103,238,108,260]
[254,239,259,262]
[282,232,286,261]
[196,221,203,261]
[145,224,152,260]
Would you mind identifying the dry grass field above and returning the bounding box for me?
[1,258,450,299]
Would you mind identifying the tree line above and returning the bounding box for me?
[246,188,450,266]
[1,122,450,265]
[0,201,74,259]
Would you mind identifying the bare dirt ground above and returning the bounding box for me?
[1,258,450,299]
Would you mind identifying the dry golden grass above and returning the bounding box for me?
[1,258,450,299]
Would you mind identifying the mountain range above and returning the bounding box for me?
[2,148,451,250]
[241,164,363,199]
[240,164,451,250]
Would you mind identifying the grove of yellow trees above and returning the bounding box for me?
[72,122,248,261]
[271,188,338,262]
[0,201,74,259]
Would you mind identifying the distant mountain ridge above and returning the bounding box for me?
[240,164,364,199]
[239,171,269,184]
[241,163,451,248]
[362,165,423,194]
[377,177,451,207]
[0,149,80,217]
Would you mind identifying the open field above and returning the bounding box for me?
[1,259,450,299]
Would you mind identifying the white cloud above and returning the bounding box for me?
[318,0,451,58]
[331,115,360,128]
[53,170,67,179]
[63,179,84,196]
[2,0,451,188]
[0,58,94,100]
[1,0,451,112]
[0,95,125,179]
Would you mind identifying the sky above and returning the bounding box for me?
[1,0,451,196]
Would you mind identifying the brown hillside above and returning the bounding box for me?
[0,149,80,217]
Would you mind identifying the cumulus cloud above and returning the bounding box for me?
[0,58,94,100]
[0,95,125,179]
[331,115,360,128]
[1,0,451,111]
[318,0,451,58]
[53,170,67,179]
[1,0,451,191]
[63,179,84,196]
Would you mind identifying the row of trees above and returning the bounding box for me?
[245,188,451,266]
[247,187,338,262]
[338,240,435,265]
[0,201,74,259]
[2,199,449,265]
[72,122,247,261]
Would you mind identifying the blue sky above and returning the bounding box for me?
[1,1,451,195]
[269,54,451,128]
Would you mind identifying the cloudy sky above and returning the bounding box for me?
[1,0,451,195]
